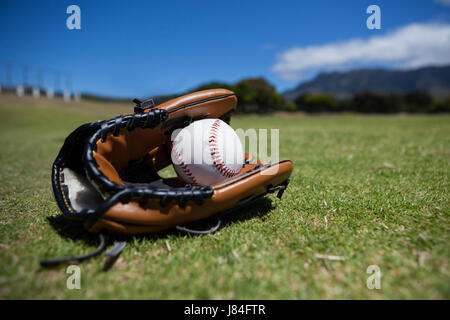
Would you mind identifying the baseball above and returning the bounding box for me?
[171,118,244,185]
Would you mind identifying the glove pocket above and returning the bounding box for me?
[52,122,106,218]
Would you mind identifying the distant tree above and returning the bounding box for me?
[431,95,450,113]
[189,78,292,113]
[234,78,285,113]
[403,90,433,112]
[280,101,298,112]
[385,93,404,113]
[351,91,394,113]
[442,96,450,113]
[339,98,353,112]
[294,93,338,112]
[186,80,447,114]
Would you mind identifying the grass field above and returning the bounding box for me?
[0,94,449,299]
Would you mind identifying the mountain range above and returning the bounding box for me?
[283,65,450,101]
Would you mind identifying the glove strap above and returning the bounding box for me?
[103,240,127,271]
[176,219,222,235]
[40,233,108,267]
[267,179,290,199]
[39,234,127,270]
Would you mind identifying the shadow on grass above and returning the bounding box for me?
[44,197,274,269]
[221,197,274,226]
[47,197,274,243]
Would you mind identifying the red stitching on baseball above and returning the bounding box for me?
[209,119,241,178]
[173,145,198,185]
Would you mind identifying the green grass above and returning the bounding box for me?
[0,95,449,299]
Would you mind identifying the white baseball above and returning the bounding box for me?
[171,118,244,185]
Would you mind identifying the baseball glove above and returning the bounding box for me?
[41,88,293,268]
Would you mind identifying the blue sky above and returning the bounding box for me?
[0,0,449,98]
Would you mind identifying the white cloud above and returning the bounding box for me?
[272,23,450,81]
[434,0,450,7]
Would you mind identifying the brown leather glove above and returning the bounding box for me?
[42,89,293,267]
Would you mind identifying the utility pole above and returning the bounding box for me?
[62,72,70,102]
